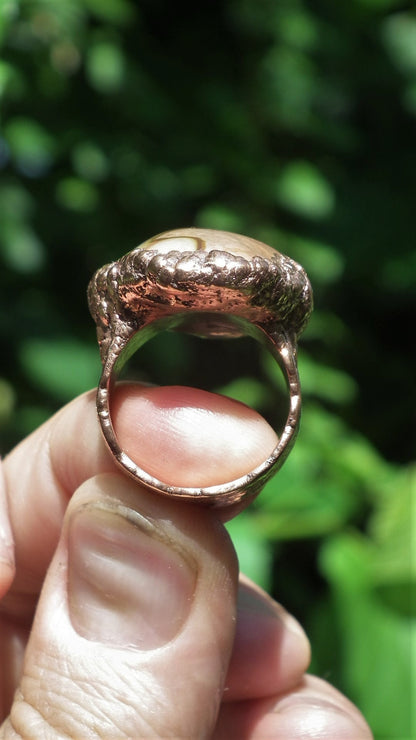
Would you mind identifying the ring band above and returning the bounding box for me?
[88,228,313,508]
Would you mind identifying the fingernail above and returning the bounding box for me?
[67,502,196,649]
[273,696,371,739]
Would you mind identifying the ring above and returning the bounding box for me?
[88,228,313,508]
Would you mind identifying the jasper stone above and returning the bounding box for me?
[88,227,313,358]
[143,227,279,260]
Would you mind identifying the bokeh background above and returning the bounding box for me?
[0,1,414,736]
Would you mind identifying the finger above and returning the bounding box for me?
[0,617,27,721]
[214,675,374,739]
[0,460,14,600]
[224,575,311,701]
[3,384,277,618]
[1,473,239,739]
[112,384,278,486]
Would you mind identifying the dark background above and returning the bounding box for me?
[0,2,414,736]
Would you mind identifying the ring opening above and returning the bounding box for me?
[116,316,289,433]
[98,313,301,506]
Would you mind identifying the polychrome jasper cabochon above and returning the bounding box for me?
[143,228,280,260]
[88,228,313,357]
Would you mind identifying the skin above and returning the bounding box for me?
[0,384,373,739]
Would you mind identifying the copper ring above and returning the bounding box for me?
[88,228,313,508]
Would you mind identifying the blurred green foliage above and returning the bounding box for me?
[0,1,414,736]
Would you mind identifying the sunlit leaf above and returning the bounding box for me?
[55,177,99,212]
[263,350,358,404]
[23,1,84,38]
[252,445,359,539]
[19,339,101,400]
[215,377,269,410]
[369,467,415,615]
[86,41,126,92]
[298,353,358,404]
[83,0,135,24]
[302,310,348,345]
[276,161,335,219]
[195,204,244,232]
[382,12,416,74]
[5,117,55,177]
[319,533,414,737]
[249,400,393,540]
[289,236,345,284]
[0,0,18,44]
[227,513,273,590]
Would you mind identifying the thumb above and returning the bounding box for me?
[2,474,238,739]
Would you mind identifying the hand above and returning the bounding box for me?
[0,384,373,738]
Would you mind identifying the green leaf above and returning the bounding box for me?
[302,310,348,345]
[86,41,126,93]
[319,533,414,737]
[253,473,354,539]
[263,350,358,404]
[19,339,101,401]
[289,236,345,284]
[5,117,55,176]
[226,513,273,590]
[55,177,99,212]
[252,445,357,539]
[369,467,415,616]
[0,1,18,45]
[250,402,392,540]
[276,161,335,219]
[215,377,269,410]
[298,353,358,404]
[83,0,135,24]
[382,12,416,74]
[195,204,244,232]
